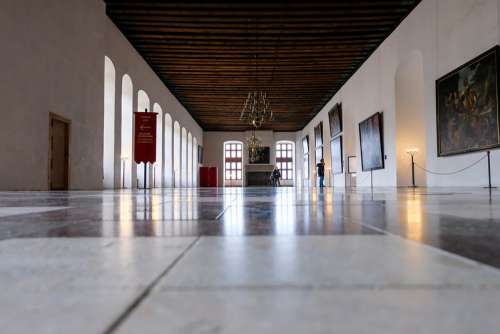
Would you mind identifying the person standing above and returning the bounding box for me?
[271,166,281,187]
[316,158,325,188]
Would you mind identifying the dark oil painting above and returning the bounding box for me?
[330,135,343,174]
[359,112,384,171]
[314,121,324,148]
[328,103,343,138]
[436,46,500,156]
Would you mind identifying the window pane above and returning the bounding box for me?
[236,171,241,180]
[236,150,241,158]
[225,162,230,169]
[225,171,230,179]
[237,162,241,170]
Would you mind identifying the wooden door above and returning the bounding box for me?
[49,116,69,190]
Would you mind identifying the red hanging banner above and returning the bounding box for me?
[134,112,157,164]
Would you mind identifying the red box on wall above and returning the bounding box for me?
[199,167,218,187]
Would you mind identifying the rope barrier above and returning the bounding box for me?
[413,153,487,176]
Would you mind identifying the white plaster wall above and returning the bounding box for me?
[298,0,500,187]
[0,0,202,190]
[0,0,105,190]
[203,131,296,187]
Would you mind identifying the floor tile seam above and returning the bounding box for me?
[156,283,500,292]
[102,235,201,334]
[0,236,199,241]
[356,220,500,278]
[214,196,237,220]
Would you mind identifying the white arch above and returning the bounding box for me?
[173,121,181,187]
[276,140,295,186]
[164,113,173,187]
[153,103,163,188]
[103,56,116,189]
[136,90,150,189]
[181,127,187,187]
[193,137,198,187]
[120,74,133,188]
[187,132,193,187]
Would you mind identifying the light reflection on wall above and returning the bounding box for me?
[405,197,423,241]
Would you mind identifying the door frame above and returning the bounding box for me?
[48,112,71,190]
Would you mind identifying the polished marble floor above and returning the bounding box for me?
[1,187,500,333]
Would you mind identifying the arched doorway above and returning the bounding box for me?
[103,56,116,189]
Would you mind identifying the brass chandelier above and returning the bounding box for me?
[245,130,262,163]
[240,91,273,128]
[240,18,274,130]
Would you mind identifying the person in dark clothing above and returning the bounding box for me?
[316,158,325,188]
[271,166,281,187]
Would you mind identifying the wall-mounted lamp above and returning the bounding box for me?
[405,148,418,188]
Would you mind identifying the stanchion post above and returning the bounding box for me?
[370,169,373,191]
[411,154,416,187]
[405,148,419,188]
[144,162,147,190]
[484,150,496,189]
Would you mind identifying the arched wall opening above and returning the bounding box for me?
[173,121,181,187]
[395,50,427,187]
[120,74,133,189]
[181,127,187,187]
[136,90,150,188]
[276,140,295,186]
[187,132,193,187]
[193,137,198,187]
[103,56,116,189]
[164,113,173,187]
[153,103,163,188]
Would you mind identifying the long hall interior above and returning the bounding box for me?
[2,1,500,333]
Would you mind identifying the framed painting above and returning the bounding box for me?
[198,145,203,165]
[359,112,384,171]
[436,46,500,156]
[330,135,343,174]
[328,103,343,138]
[248,147,270,164]
[314,121,324,148]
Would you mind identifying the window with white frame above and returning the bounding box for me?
[224,142,243,181]
[276,142,294,180]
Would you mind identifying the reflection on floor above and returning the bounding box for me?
[0,187,499,333]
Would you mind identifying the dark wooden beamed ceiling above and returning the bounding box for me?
[105,1,421,131]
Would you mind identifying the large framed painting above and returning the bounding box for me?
[328,103,343,138]
[436,46,500,156]
[197,145,203,165]
[330,135,343,174]
[359,112,384,171]
[314,121,324,148]
[249,147,270,164]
